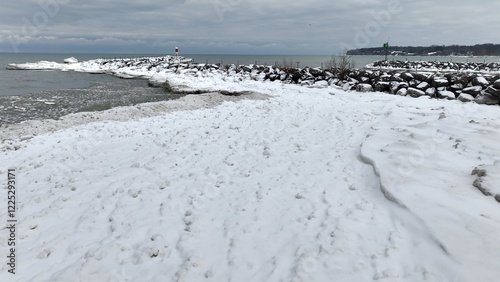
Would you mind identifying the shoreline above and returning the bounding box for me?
[0,91,269,151]
[6,56,500,108]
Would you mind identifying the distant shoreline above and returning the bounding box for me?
[347,43,500,57]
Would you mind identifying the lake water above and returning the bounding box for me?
[1,52,499,124]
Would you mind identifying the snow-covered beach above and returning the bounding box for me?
[2,57,500,281]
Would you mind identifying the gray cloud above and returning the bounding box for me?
[1,0,499,54]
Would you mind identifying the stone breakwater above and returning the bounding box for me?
[158,61,500,106]
[6,57,500,106]
[369,60,500,73]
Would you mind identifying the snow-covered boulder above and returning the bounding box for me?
[389,81,403,94]
[356,83,373,93]
[432,77,450,88]
[457,93,475,102]
[409,79,420,88]
[412,72,429,82]
[425,87,437,97]
[485,80,500,98]
[309,80,329,88]
[416,81,430,91]
[399,72,413,81]
[359,76,370,84]
[485,86,500,97]
[475,93,500,105]
[407,87,426,98]
[462,86,482,97]
[449,83,464,93]
[472,76,489,87]
[493,79,500,89]
[342,82,355,91]
[438,90,456,100]
[396,88,407,96]
[374,81,390,92]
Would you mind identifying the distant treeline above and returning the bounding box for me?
[346,43,500,56]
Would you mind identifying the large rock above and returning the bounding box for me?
[458,93,475,102]
[399,72,414,81]
[475,93,500,105]
[328,78,339,86]
[412,72,429,81]
[432,76,449,87]
[312,80,329,88]
[396,88,407,96]
[438,90,456,100]
[356,70,370,80]
[389,74,405,82]
[379,73,392,82]
[472,76,489,87]
[374,81,390,92]
[462,86,483,97]
[356,83,373,92]
[291,72,301,83]
[425,87,437,97]
[389,81,404,94]
[342,82,356,91]
[493,79,500,89]
[409,79,420,88]
[359,76,371,84]
[485,86,500,97]
[309,68,323,77]
[449,83,465,92]
[416,81,430,91]
[407,87,426,98]
[448,75,469,86]
[487,62,499,69]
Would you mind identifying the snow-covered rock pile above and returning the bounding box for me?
[158,64,500,106]
[5,57,500,106]
[369,60,500,73]
[342,69,500,105]
[5,56,193,73]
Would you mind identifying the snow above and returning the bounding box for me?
[475,76,489,86]
[360,100,500,282]
[5,56,192,78]
[366,61,500,75]
[2,58,500,282]
[438,90,457,100]
[64,57,78,64]
[458,93,475,102]
[356,83,374,92]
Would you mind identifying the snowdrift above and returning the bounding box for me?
[1,57,500,282]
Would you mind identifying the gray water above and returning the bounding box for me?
[0,53,184,124]
[2,52,500,124]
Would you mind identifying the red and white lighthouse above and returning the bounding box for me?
[175,46,179,57]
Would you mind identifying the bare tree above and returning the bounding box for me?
[328,49,354,80]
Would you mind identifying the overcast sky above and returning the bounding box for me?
[1,0,499,54]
